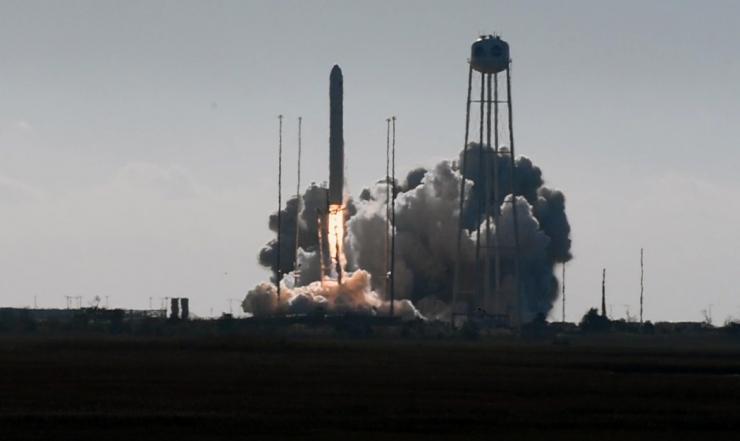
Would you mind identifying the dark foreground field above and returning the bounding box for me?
[2,334,740,440]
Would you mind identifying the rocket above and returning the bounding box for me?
[328,65,344,205]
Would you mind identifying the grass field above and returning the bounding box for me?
[2,334,740,440]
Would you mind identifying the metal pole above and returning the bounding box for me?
[385,118,391,299]
[390,116,397,317]
[452,64,474,325]
[505,66,522,330]
[562,264,566,323]
[294,117,302,285]
[474,73,485,315]
[483,73,493,312]
[493,73,501,300]
[601,268,607,318]
[276,115,283,303]
[640,248,644,324]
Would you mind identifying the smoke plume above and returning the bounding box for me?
[249,143,571,322]
[242,269,422,320]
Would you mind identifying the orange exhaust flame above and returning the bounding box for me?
[327,204,346,282]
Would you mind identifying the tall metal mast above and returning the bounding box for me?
[276,115,283,303]
[640,248,644,324]
[562,263,566,323]
[294,117,302,285]
[601,268,607,318]
[389,116,397,317]
[385,118,391,300]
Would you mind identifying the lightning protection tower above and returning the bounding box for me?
[452,35,521,329]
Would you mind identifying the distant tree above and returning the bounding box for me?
[723,319,740,335]
[641,320,655,334]
[579,308,611,333]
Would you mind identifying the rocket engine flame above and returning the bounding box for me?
[327,203,347,282]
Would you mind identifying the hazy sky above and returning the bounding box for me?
[0,0,738,321]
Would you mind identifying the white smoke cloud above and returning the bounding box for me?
[349,161,476,304]
[254,144,572,323]
[242,269,422,321]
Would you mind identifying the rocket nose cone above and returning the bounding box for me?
[330,64,343,78]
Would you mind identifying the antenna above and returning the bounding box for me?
[640,248,644,324]
[294,116,302,285]
[276,114,283,304]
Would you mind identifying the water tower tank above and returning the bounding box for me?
[470,35,510,74]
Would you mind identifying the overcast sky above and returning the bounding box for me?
[0,0,738,321]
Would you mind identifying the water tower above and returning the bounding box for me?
[452,35,522,329]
